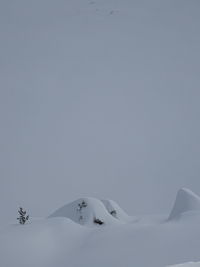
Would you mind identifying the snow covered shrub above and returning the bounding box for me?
[77,200,87,222]
[17,207,29,224]
[93,217,104,225]
[77,201,87,211]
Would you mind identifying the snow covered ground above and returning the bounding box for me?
[1,188,200,267]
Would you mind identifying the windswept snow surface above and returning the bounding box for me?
[2,189,200,267]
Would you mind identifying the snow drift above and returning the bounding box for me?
[101,199,136,223]
[168,188,200,220]
[49,197,121,226]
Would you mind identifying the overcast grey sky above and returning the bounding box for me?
[1,0,200,223]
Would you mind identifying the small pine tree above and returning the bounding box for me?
[77,201,87,211]
[17,207,29,225]
[77,201,87,222]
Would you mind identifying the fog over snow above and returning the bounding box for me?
[0,0,200,230]
[1,1,200,266]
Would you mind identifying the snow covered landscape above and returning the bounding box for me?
[1,0,200,266]
[1,188,200,266]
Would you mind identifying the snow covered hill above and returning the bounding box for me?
[1,188,200,267]
[49,197,121,226]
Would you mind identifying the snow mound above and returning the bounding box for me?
[49,197,120,226]
[168,188,200,220]
[101,199,136,223]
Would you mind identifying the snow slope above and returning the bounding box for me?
[1,188,200,267]
[168,188,200,220]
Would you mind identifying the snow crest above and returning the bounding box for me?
[168,188,200,220]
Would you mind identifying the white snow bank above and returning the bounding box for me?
[49,197,120,226]
[168,188,200,220]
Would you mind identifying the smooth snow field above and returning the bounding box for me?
[1,188,200,267]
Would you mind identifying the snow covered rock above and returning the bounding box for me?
[49,197,120,226]
[168,188,200,220]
